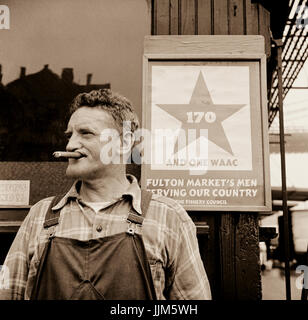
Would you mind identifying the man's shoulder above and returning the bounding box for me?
[147,193,191,223]
[31,196,55,207]
[15,196,56,234]
[28,196,55,217]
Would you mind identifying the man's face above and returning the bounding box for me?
[65,106,120,180]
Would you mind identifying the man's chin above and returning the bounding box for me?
[66,167,82,179]
[66,166,99,180]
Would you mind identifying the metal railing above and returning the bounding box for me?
[268,0,308,126]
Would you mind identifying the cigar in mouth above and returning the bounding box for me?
[53,151,82,159]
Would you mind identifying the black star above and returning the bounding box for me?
[157,72,246,156]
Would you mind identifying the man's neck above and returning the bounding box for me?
[79,172,130,203]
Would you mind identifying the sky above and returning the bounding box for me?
[0,0,151,119]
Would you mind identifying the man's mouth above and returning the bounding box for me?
[74,155,86,160]
[69,153,87,160]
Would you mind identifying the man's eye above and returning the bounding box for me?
[81,131,93,136]
[65,133,72,140]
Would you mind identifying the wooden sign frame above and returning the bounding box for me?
[141,35,271,212]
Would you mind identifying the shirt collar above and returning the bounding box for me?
[52,174,142,215]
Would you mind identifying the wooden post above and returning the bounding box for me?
[151,0,272,300]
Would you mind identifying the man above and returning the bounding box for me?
[0,89,211,300]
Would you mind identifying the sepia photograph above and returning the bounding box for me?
[0,0,308,311]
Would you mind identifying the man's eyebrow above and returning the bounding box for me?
[83,121,105,130]
[64,126,98,134]
[78,126,96,131]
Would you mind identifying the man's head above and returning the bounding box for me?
[69,89,139,136]
[65,89,139,180]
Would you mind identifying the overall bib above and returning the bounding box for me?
[30,191,157,300]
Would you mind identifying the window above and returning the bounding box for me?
[0,0,151,161]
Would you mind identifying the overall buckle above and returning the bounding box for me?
[126,211,143,236]
[126,222,135,235]
[46,225,56,239]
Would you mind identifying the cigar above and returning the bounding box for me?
[53,151,82,158]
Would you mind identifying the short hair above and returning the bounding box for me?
[69,89,139,135]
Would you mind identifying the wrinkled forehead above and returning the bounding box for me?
[67,106,119,132]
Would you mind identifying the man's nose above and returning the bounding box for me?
[66,133,81,151]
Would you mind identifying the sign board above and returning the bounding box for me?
[141,36,271,212]
[0,180,30,205]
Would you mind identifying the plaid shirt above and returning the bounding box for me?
[0,175,211,300]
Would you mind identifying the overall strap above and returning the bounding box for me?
[126,190,152,227]
[43,195,64,229]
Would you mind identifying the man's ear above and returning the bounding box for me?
[118,131,135,156]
